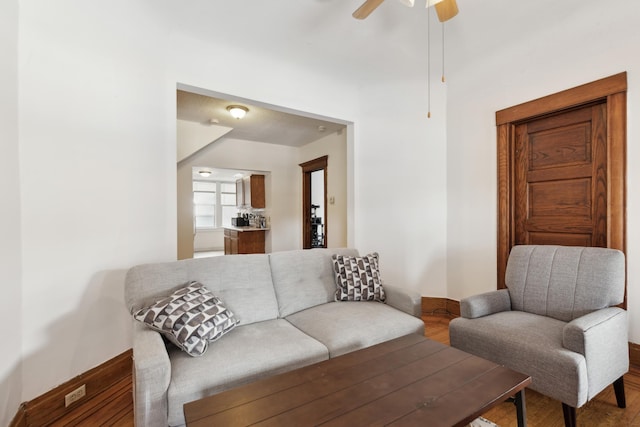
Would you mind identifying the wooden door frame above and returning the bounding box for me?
[300,156,328,249]
[496,72,627,290]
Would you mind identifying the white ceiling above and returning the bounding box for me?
[163,0,439,83]
[177,89,347,148]
[173,0,470,157]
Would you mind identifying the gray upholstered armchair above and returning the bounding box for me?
[449,245,628,427]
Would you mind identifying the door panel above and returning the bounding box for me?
[528,232,592,247]
[513,103,607,247]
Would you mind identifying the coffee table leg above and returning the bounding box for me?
[514,389,527,427]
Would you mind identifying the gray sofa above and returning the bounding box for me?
[124,248,424,427]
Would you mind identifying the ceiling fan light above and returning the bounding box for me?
[398,0,415,7]
[226,105,249,119]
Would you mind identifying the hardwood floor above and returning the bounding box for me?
[47,315,640,426]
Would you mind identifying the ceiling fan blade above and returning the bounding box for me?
[434,0,458,22]
[352,0,386,19]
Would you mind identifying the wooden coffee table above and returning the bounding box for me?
[184,334,531,427]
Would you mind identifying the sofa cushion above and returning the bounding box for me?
[269,248,359,317]
[449,311,587,408]
[167,319,329,426]
[133,281,239,357]
[126,255,280,326]
[333,252,386,302]
[285,301,425,357]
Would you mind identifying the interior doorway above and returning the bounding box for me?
[176,84,353,259]
[496,72,627,295]
[300,156,328,249]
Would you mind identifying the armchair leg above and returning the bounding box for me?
[562,403,576,427]
[614,376,626,408]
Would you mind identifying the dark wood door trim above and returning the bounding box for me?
[496,72,627,125]
[496,72,627,290]
[300,156,328,249]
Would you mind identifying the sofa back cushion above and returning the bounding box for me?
[505,245,625,322]
[269,248,359,317]
[125,254,279,326]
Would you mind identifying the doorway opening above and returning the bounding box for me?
[300,156,328,249]
[176,83,353,259]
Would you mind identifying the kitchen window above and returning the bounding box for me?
[193,181,236,230]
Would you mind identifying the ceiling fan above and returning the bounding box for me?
[353,0,459,22]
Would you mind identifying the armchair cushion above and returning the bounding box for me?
[450,311,587,407]
[505,245,625,322]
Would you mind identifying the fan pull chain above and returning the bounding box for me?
[427,2,431,119]
[442,22,446,83]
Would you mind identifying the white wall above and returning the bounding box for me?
[194,229,224,252]
[0,0,22,423]
[355,78,449,296]
[18,1,176,401]
[10,0,442,409]
[299,131,349,248]
[446,0,640,341]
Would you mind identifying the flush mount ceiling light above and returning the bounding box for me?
[198,170,212,177]
[226,105,249,120]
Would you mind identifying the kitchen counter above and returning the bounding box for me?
[224,227,266,254]
[224,226,269,232]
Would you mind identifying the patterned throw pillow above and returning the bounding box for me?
[133,281,239,357]
[332,252,386,302]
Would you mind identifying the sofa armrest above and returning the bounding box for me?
[132,321,172,427]
[384,284,422,318]
[563,307,629,397]
[460,289,511,319]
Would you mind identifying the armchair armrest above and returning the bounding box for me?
[384,284,422,318]
[563,307,629,398]
[132,321,172,427]
[460,289,511,319]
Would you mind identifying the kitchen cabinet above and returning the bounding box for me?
[224,228,265,254]
[236,174,265,209]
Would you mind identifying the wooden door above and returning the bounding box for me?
[496,72,626,291]
[300,156,328,249]
[513,103,607,247]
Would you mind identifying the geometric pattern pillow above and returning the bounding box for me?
[332,252,386,302]
[132,281,239,357]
